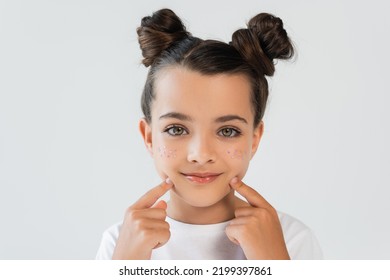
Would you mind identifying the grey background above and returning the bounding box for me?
[1,0,389,259]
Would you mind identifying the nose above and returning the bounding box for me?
[187,134,216,165]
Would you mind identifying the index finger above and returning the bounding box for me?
[131,179,173,210]
[229,177,272,209]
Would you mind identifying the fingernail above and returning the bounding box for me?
[231,177,239,185]
[165,178,173,185]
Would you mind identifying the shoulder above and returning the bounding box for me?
[102,221,122,238]
[277,211,323,260]
[277,211,309,234]
[95,221,122,260]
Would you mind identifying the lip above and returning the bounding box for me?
[181,172,222,184]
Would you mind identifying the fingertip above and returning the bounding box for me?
[229,177,239,188]
[153,200,167,210]
[232,238,240,246]
[225,227,240,246]
[165,177,173,186]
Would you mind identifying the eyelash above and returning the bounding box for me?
[164,125,189,136]
[218,127,242,138]
[163,125,241,138]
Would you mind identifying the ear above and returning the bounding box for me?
[250,121,264,159]
[139,118,153,156]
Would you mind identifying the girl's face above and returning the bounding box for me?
[140,66,263,208]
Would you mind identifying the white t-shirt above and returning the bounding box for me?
[95,211,323,260]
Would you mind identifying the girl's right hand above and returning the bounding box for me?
[112,180,173,260]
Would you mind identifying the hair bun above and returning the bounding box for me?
[137,9,190,67]
[231,13,294,76]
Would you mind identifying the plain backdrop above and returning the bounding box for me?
[1,0,389,259]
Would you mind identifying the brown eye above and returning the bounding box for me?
[219,127,240,137]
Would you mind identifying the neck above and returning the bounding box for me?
[166,189,241,225]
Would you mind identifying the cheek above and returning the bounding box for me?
[158,145,177,159]
[153,145,180,179]
[226,148,247,160]
[225,148,251,177]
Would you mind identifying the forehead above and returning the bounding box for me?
[152,66,254,122]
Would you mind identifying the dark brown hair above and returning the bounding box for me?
[137,9,294,127]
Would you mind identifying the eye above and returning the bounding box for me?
[218,127,241,138]
[164,125,188,136]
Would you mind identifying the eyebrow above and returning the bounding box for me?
[159,112,248,124]
[159,112,193,121]
[215,115,248,124]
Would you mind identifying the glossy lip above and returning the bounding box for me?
[181,172,222,184]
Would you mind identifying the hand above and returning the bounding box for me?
[225,178,290,260]
[112,179,173,260]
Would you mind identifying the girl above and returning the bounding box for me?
[96,8,322,260]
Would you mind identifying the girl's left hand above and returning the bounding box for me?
[225,178,290,260]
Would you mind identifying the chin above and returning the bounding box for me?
[173,185,232,208]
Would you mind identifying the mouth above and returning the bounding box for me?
[181,172,222,184]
